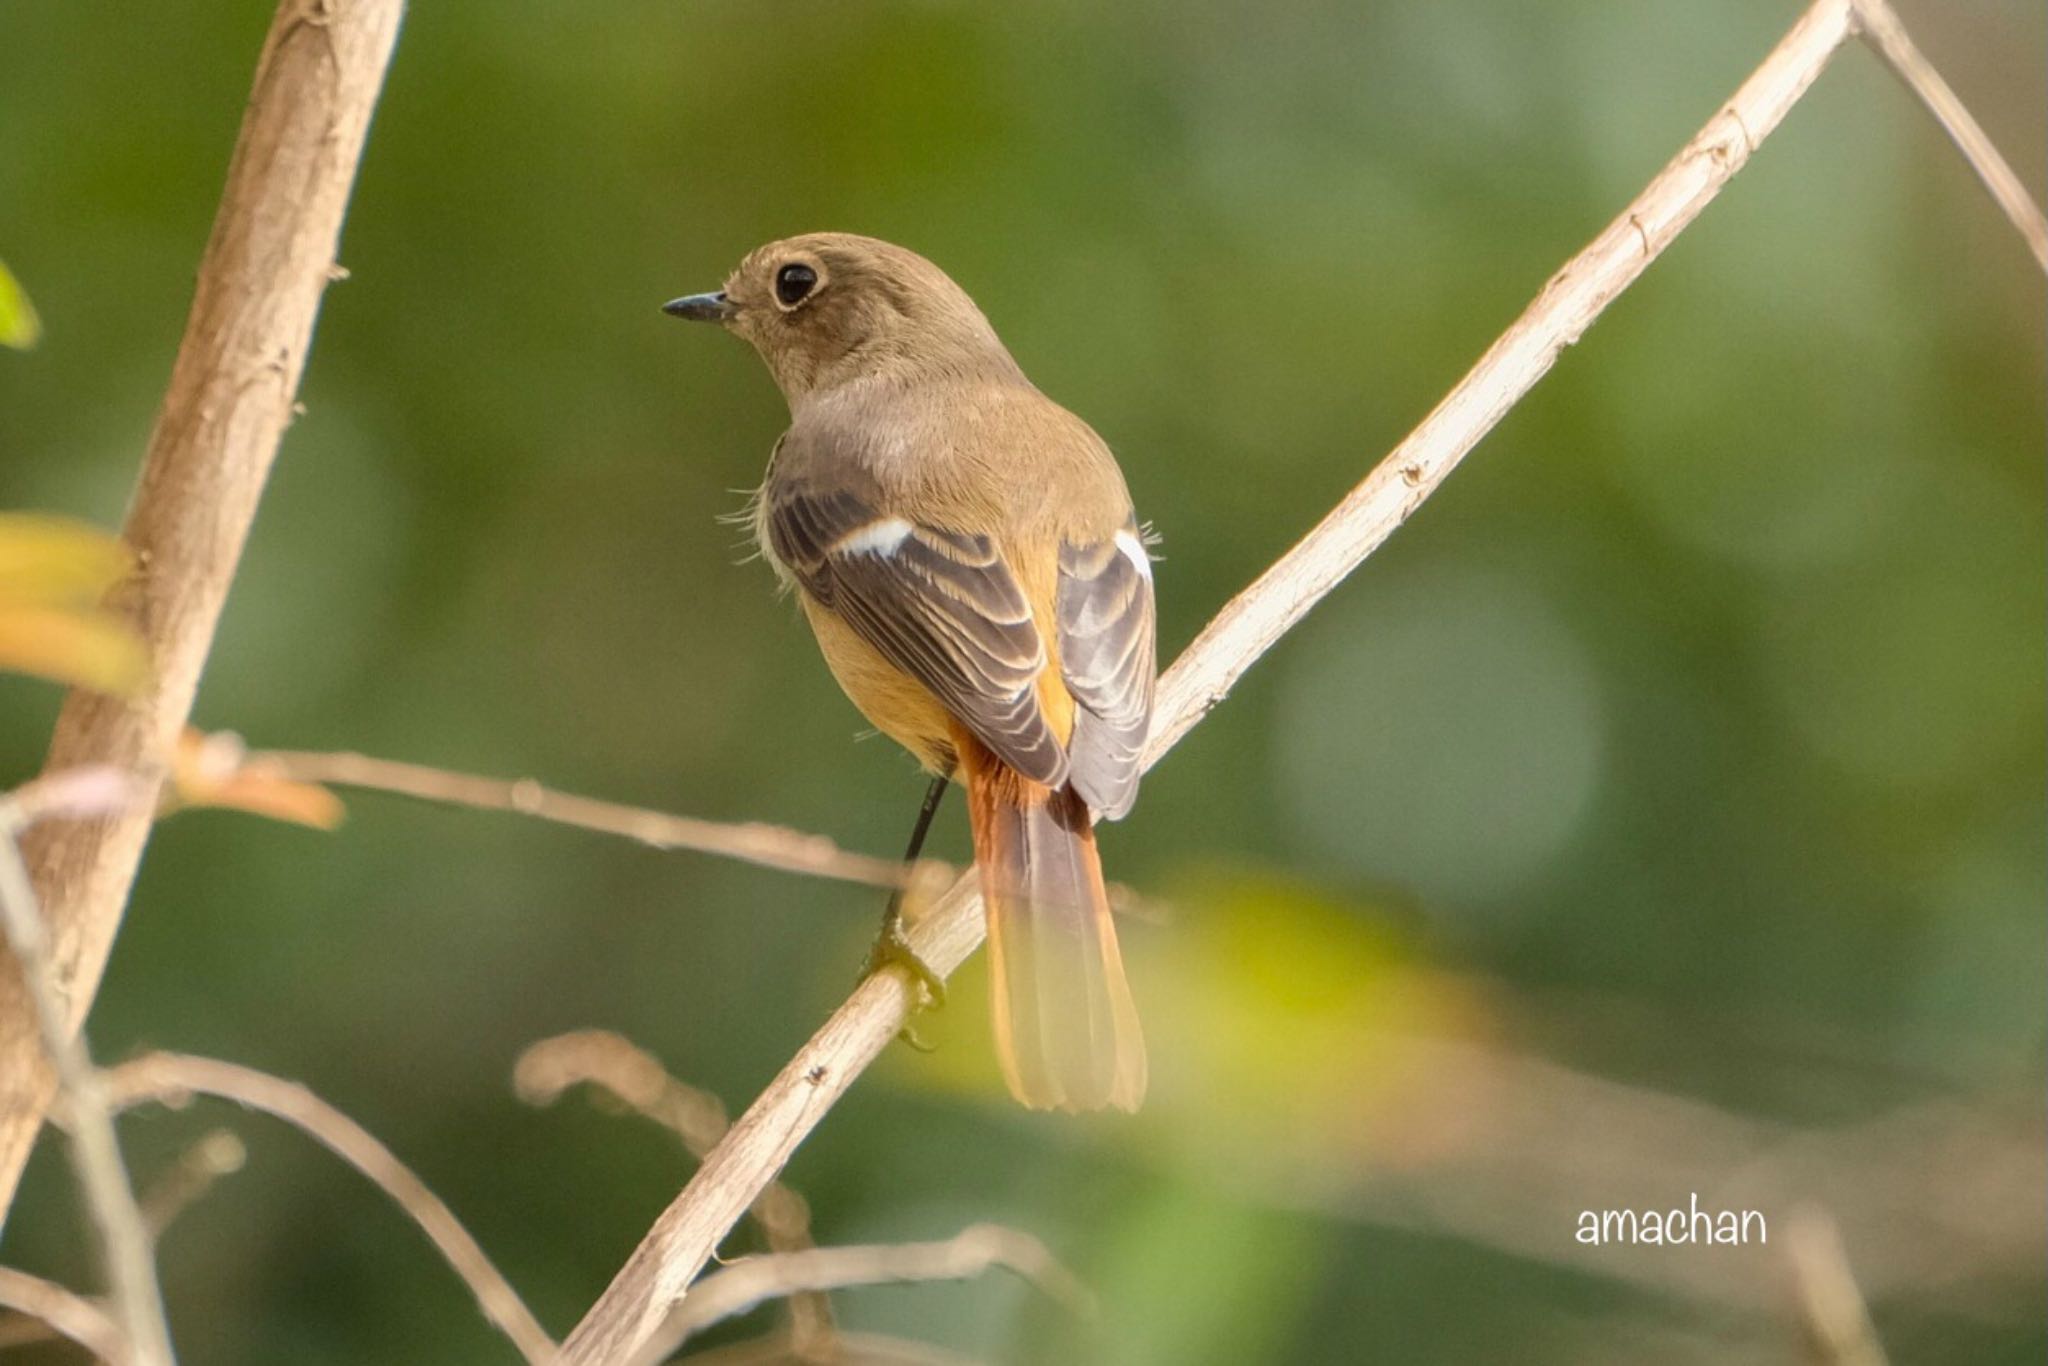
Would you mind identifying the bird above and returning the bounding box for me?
[664,233,1155,1112]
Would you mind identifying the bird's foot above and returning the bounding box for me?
[863,909,947,1047]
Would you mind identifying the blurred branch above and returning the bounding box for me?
[1224,1028,2041,1318]
[101,1051,555,1366]
[625,1224,1090,1366]
[561,2,1872,1357]
[0,793,172,1365]
[0,1265,125,1362]
[253,747,929,891]
[678,1329,980,1366]
[138,1129,247,1239]
[517,1031,735,1154]
[516,1031,835,1354]
[1850,0,2048,273]
[1786,1208,1890,1366]
[0,0,407,1224]
[0,1129,248,1358]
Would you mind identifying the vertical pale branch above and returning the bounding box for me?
[0,798,169,1365]
[0,0,407,1224]
[561,2,1868,1359]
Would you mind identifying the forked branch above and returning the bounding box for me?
[0,1266,126,1362]
[515,1031,836,1353]
[624,1223,1089,1366]
[0,787,172,1364]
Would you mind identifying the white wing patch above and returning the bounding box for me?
[1114,529,1154,581]
[834,516,915,558]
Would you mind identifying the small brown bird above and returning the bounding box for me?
[666,233,1155,1112]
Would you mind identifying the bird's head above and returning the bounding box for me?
[664,233,1017,406]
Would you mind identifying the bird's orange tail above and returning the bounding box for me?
[955,732,1146,1112]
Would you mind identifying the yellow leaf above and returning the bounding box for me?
[0,605,149,694]
[0,514,136,607]
[181,772,347,830]
[170,729,345,831]
[0,259,39,350]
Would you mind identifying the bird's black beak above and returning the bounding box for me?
[662,291,737,323]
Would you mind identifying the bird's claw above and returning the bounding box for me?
[863,914,948,1022]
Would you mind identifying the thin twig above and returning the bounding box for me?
[250,746,1165,923]
[0,1265,127,1361]
[0,0,409,1226]
[517,1031,735,1154]
[1849,0,2048,273]
[515,1031,835,1353]
[626,1224,1090,1366]
[252,748,929,892]
[0,799,173,1365]
[0,1130,250,1353]
[1786,1207,1890,1366]
[559,3,1867,1357]
[100,1051,555,1366]
[138,1129,247,1238]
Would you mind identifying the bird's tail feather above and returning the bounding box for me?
[955,731,1146,1112]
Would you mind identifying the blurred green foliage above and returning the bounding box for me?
[2,1,2043,1362]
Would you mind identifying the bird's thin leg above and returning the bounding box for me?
[899,770,951,866]
[864,770,952,1013]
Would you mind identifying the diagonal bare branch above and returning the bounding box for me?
[560,1,1903,1358]
[101,1051,555,1366]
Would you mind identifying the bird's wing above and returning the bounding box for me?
[766,484,1069,787]
[1056,525,1156,820]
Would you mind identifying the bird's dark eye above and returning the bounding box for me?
[775,263,818,306]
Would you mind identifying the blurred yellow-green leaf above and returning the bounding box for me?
[0,604,149,694]
[894,865,1490,1150]
[0,513,136,605]
[0,514,146,693]
[0,258,40,349]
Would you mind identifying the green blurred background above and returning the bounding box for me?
[2,0,2043,1361]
